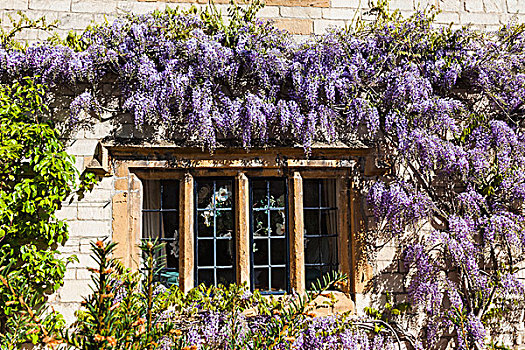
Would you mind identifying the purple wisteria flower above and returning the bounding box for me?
[2,6,525,349]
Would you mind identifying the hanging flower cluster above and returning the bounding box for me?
[1,4,525,349]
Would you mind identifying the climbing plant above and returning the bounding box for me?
[1,1,525,348]
[0,17,97,348]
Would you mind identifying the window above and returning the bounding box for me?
[195,178,235,287]
[303,179,338,289]
[142,179,180,286]
[251,179,288,293]
[132,154,353,295]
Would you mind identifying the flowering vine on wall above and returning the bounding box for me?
[1,1,525,348]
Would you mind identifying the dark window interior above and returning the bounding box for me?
[141,176,339,291]
[251,178,288,294]
[303,179,338,289]
[142,179,180,286]
[195,178,235,287]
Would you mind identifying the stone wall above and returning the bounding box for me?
[1,0,524,346]
[1,0,523,43]
[52,128,115,322]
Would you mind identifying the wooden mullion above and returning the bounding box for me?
[235,172,251,288]
[337,176,351,293]
[179,173,195,292]
[289,171,305,294]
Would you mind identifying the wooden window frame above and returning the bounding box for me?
[110,147,363,296]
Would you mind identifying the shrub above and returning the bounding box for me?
[0,77,97,348]
[1,1,525,348]
[64,240,398,350]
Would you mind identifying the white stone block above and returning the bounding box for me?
[56,204,78,220]
[280,6,322,18]
[257,6,280,18]
[515,13,525,22]
[79,188,112,202]
[322,7,360,19]
[16,9,59,22]
[29,0,70,12]
[376,259,397,272]
[414,0,438,9]
[59,279,92,302]
[60,240,81,253]
[438,0,462,12]
[461,11,500,24]
[68,219,111,237]
[117,1,166,15]
[74,156,84,172]
[4,0,28,10]
[67,139,98,156]
[507,0,524,13]
[49,302,80,325]
[465,0,484,12]
[47,291,59,303]
[71,0,117,13]
[82,120,113,139]
[77,204,112,220]
[59,12,95,30]
[64,268,77,280]
[15,27,40,41]
[79,239,96,253]
[68,253,98,269]
[313,19,345,34]
[331,0,367,8]
[95,176,115,191]
[389,0,415,11]
[485,24,501,31]
[435,11,460,23]
[375,245,396,272]
[484,0,505,12]
[354,293,372,315]
[93,13,117,24]
[75,268,92,280]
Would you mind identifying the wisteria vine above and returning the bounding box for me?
[1,3,525,349]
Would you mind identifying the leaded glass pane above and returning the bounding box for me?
[303,179,338,290]
[142,179,180,287]
[251,178,288,294]
[195,178,235,287]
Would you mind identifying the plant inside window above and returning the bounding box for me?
[142,180,180,286]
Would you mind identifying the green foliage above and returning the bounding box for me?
[66,240,126,349]
[0,11,58,50]
[66,240,179,349]
[201,0,265,47]
[251,271,349,348]
[0,77,97,348]
[63,240,356,350]
[1,79,74,244]
[364,292,411,333]
[0,246,68,349]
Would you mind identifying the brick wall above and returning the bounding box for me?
[1,0,524,42]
